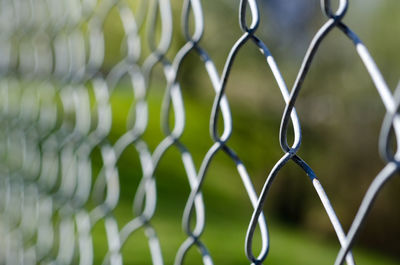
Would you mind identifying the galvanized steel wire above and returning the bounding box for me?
[0,0,398,264]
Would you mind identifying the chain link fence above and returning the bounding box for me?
[0,0,398,264]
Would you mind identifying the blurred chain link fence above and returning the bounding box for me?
[0,0,398,264]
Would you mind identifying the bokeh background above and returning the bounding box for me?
[1,0,400,264]
[94,0,400,264]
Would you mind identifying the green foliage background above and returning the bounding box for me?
[91,0,400,264]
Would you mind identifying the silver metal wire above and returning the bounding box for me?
[0,0,398,264]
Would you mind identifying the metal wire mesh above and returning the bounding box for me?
[0,0,398,264]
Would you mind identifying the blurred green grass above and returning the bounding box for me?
[89,85,400,265]
[92,202,400,265]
